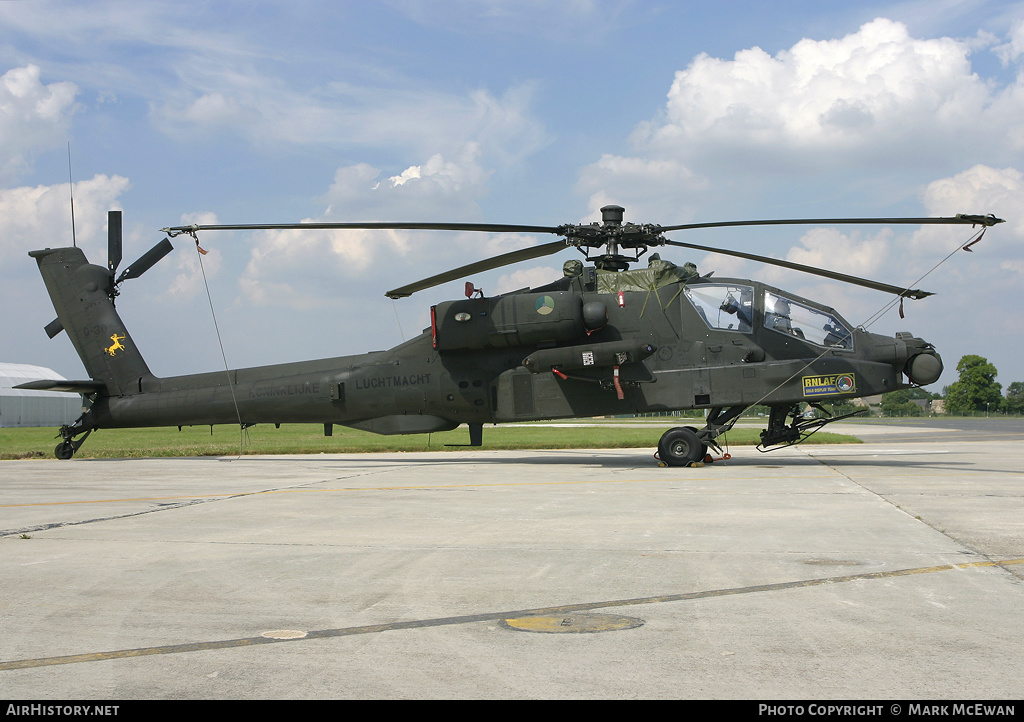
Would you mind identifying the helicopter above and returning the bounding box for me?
[17,204,1003,465]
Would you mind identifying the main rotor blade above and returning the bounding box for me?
[663,239,933,299]
[162,221,562,235]
[659,214,1004,233]
[115,238,174,284]
[386,240,568,299]
[164,214,1004,237]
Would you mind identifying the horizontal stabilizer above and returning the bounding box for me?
[14,379,107,394]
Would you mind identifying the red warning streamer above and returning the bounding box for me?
[613,366,624,400]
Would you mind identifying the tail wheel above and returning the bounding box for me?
[657,427,706,467]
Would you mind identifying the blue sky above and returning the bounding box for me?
[2,0,1023,395]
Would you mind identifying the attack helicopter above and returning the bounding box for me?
[19,204,1003,464]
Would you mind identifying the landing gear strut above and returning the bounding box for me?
[54,424,93,460]
[757,403,866,451]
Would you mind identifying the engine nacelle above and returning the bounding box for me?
[433,292,584,350]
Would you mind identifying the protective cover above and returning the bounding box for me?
[595,256,698,293]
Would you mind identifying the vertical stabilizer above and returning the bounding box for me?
[30,247,152,396]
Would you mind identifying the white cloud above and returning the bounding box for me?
[994,18,1024,65]
[166,212,223,298]
[631,18,1021,170]
[0,65,78,183]
[786,227,891,278]
[389,0,637,42]
[0,174,130,267]
[493,265,560,295]
[691,227,893,306]
[888,165,1024,386]
[164,90,261,131]
[911,165,1024,255]
[154,75,548,166]
[166,246,224,299]
[572,17,1024,339]
[575,154,708,223]
[230,138,569,313]
[371,144,492,210]
[920,165,1024,227]
[0,3,550,165]
[237,276,325,312]
[239,145,505,310]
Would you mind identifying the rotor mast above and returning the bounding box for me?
[595,204,627,270]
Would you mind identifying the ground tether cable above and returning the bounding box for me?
[191,235,247,458]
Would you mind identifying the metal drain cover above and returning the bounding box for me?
[501,613,644,633]
[261,629,308,639]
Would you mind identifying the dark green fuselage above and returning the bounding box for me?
[30,246,940,442]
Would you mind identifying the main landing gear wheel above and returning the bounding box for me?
[657,426,707,467]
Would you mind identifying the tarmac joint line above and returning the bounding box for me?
[2,557,1022,671]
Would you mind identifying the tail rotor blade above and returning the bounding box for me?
[107,210,122,275]
[44,318,64,339]
[116,238,173,284]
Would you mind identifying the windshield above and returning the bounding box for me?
[764,291,853,348]
[685,284,755,333]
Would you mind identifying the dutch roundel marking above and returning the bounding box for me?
[802,373,857,397]
[535,295,555,315]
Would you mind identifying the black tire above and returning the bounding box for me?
[658,427,704,466]
[54,442,75,460]
[683,425,710,461]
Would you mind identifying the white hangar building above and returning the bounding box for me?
[0,363,82,428]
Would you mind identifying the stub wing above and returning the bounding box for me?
[14,379,107,394]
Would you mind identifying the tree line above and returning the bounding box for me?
[881,354,1023,416]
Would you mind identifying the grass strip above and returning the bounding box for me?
[0,421,858,460]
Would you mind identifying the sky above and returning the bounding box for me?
[2,0,1023,396]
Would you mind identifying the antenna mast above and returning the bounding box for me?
[67,142,77,248]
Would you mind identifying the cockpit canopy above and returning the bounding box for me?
[684,282,853,349]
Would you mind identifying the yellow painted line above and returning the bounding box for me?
[2,558,1021,671]
[0,492,243,508]
[256,475,820,493]
[0,473,841,509]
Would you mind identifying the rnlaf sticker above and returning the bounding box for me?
[802,373,856,397]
